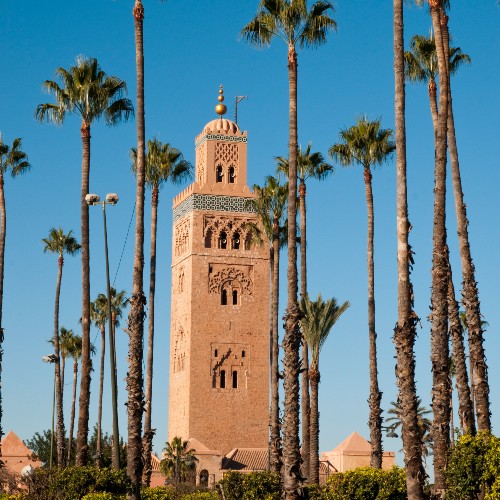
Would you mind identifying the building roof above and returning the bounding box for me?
[222,448,268,472]
[202,118,241,135]
[187,438,221,456]
[331,432,371,454]
[1,430,35,458]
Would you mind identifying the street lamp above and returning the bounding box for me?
[42,353,58,468]
[86,192,120,469]
[381,425,399,439]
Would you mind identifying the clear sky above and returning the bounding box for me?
[1,0,499,470]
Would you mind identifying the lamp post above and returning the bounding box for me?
[381,425,399,439]
[42,354,58,468]
[86,192,120,469]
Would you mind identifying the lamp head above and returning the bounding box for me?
[105,193,119,205]
[42,354,58,363]
[85,193,100,205]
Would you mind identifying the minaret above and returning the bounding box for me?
[168,86,270,455]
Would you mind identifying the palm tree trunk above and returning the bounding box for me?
[67,360,79,465]
[393,1,426,497]
[76,121,91,466]
[428,4,451,495]
[308,368,320,485]
[299,180,310,482]
[270,221,281,473]
[127,2,146,497]
[282,44,302,500]
[447,267,475,434]
[446,42,490,435]
[97,325,105,467]
[0,170,6,450]
[142,186,158,486]
[53,255,66,466]
[364,169,383,469]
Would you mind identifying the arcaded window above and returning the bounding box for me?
[232,232,240,250]
[244,233,252,250]
[200,470,209,487]
[220,370,226,389]
[232,370,238,389]
[216,165,223,183]
[205,228,213,248]
[228,166,235,183]
[221,289,228,305]
[219,231,227,249]
[232,289,238,305]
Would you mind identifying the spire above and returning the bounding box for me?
[215,84,227,116]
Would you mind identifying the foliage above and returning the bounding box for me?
[24,466,130,499]
[0,466,22,495]
[303,484,329,500]
[325,467,407,500]
[181,492,218,500]
[160,437,198,484]
[25,429,58,465]
[139,485,217,500]
[140,486,176,500]
[446,432,500,499]
[82,494,125,500]
[218,471,281,500]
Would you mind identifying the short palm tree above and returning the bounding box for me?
[35,55,133,465]
[242,5,336,495]
[300,294,349,484]
[329,117,395,468]
[160,437,198,484]
[57,326,74,399]
[251,174,288,473]
[276,144,333,479]
[43,227,81,466]
[0,135,30,442]
[132,138,192,486]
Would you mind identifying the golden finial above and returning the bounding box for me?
[215,84,227,116]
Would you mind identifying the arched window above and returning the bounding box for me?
[205,228,213,248]
[228,166,235,183]
[220,370,226,389]
[232,289,238,305]
[232,232,240,250]
[221,289,227,305]
[200,470,209,487]
[216,165,223,183]
[214,349,218,358]
[241,350,246,358]
[244,233,252,250]
[219,231,227,249]
[232,370,238,389]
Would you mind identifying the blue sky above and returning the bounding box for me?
[1,0,499,469]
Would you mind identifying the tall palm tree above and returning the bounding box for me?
[392,1,426,497]
[242,5,336,496]
[251,175,288,474]
[405,33,476,435]
[300,294,349,484]
[329,117,395,468]
[57,326,74,401]
[43,227,81,466]
[0,135,30,449]
[127,2,147,496]
[132,138,192,486]
[276,144,333,480]
[35,56,133,466]
[160,437,198,484]
[65,333,81,464]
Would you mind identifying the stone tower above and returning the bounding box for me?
[168,87,269,455]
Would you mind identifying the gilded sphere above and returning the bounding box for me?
[215,103,227,115]
[218,95,224,102]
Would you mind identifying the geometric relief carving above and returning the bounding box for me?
[197,148,206,185]
[173,327,187,373]
[209,266,253,296]
[178,266,184,293]
[203,214,255,250]
[174,218,190,256]
[215,143,238,165]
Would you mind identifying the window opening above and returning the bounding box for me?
[232,370,238,388]
[219,231,227,249]
[244,233,252,250]
[214,349,218,358]
[221,289,227,305]
[232,232,240,250]
[242,350,246,358]
[205,229,213,248]
[232,290,238,305]
[220,370,226,388]
[200,470,209,487]
[229,166,235,183]
[216,165,223,183]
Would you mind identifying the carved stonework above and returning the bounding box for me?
[173,327,187,373]
[178,267,185,293]
[197,148,206,185]
[215,142,238,165]
[209,266,253,295]
[174,218,190,256]
[203,214,255,249]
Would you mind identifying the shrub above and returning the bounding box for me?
[181,492,218,500]
[446,432,500,500]
[303,484,329,500]
[326,466,406,500]
[218,471,281,500]
[82,494,125,500]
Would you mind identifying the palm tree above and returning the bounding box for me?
[242,5,336,496]
[392,0,426,497]
[160,437,198,484]
[300,294,349,484]
[0,135,30,448]
[276,144,333,480]
[43,227,81,466]
[386,398,433,466]
[57,326,74,401]
[405,33,476,436]
[251,175,288,474]
[131,138,192,486]
[35,56,133,466]
[329,117,395,468]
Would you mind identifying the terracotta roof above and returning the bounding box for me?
[332,432,371,454]
[1,431,35,457]
[222,448,268,471]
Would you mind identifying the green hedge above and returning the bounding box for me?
[218,471,281,500]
